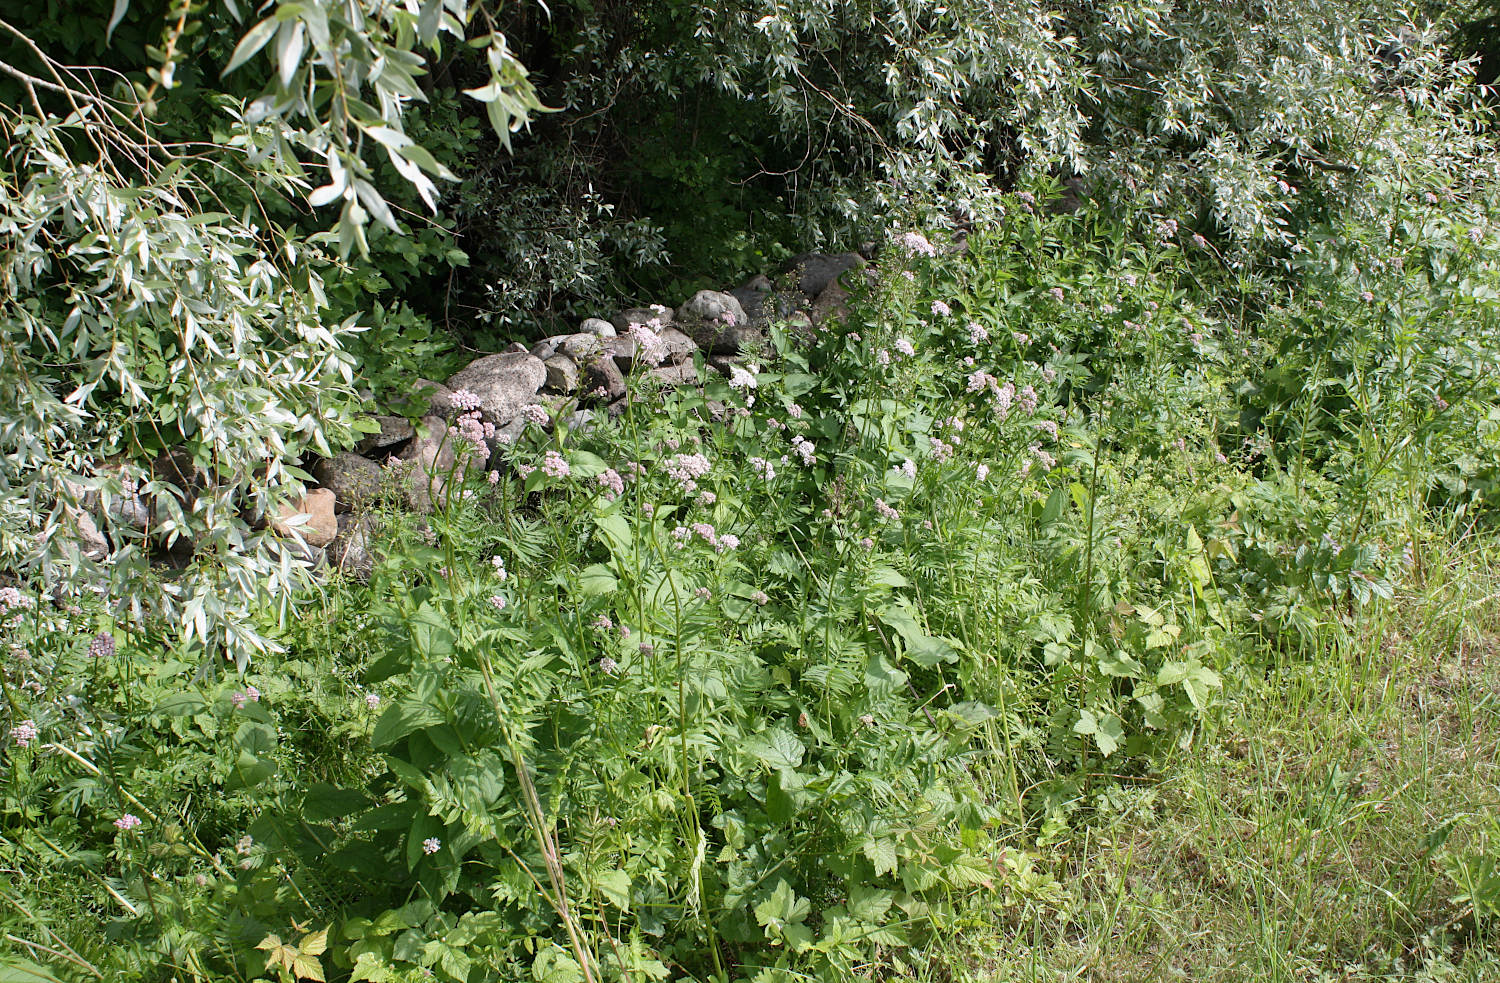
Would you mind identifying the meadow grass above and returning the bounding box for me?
[950,531,1500,982]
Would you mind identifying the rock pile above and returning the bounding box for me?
[63,252,873,578]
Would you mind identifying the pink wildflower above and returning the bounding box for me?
[114,814,142,831]
[790,435,816,466]
[10,720,38,748]
[899,231,938,257]
[665,453,711,491]
[542,451,571,479]
[597,468,625,500]
[629,322,671,367]
[448,389,483,413]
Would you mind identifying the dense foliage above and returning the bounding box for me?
[6,178,1500,977]
[2,1,1500,980]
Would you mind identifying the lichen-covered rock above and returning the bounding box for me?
[311,452,383,512]
[401,416,458,476]
[414,378,456,419]
[811,281,850,327]
[784,251,866,301]
[543,355,581,393]
[675,290,761,355]
[444,352,547,425]
[610,305,674,334]
[730,274,775,326]
[354,415,415,455]
[559,333,608,360]
[605,327,698,372]
[582,353,627,401]
[650,361,704,386]
[329,514,378,581]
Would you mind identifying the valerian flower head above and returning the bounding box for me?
[448,389,484,413]
[10,720,38,748]
[898,230,937,257]
[596,468,625,500]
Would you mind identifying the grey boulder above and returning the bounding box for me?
[311,452,383,512]
[445,352,547,425]
[784,252,866,301]
[675,290,761,355]
[354,415,415,455]
[544,355,581,393]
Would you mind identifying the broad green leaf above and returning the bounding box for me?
[754,879,810,931]
[1073,709,1124,757]
[862,837,898,876]
[743,726,804,770]
[371,698,443,749]
[593,869,632,911]
[409,602,455,658]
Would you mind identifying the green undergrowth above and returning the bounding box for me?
[3,190,1500,982]
[948,533,1500,982]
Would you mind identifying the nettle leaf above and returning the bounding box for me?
[1157,660,1222,712]
[532,944,585,983]
[1097,648,1144,678]
[862,837,899,876]
[754,879,810,934]
[743,726,805,770]
[1073,709,1124,757]
[592,869,632,911]
[372,698,444,749]
[847,884,894,922]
